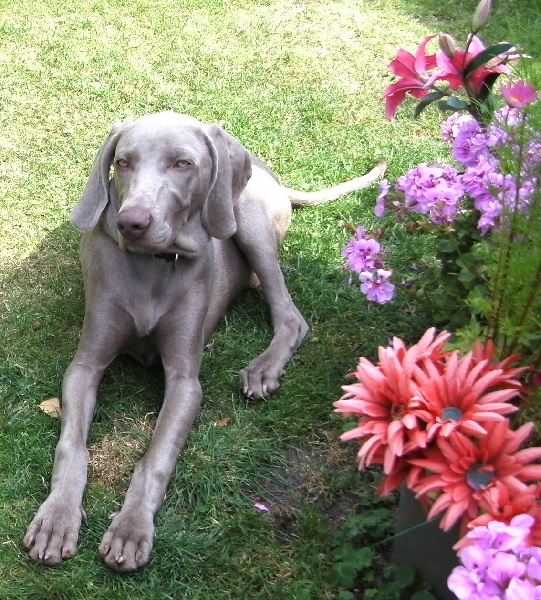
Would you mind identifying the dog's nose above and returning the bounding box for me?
[117,208,153,240]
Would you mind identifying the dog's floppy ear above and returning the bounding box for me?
[202,125,252,240]
[70,122,128,231]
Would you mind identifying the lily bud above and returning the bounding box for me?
[472,0,492,32]
[438,33,457,58]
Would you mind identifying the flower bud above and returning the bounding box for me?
[472,0,492,32]
[438,33,457,58]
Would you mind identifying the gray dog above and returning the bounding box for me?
[23,112,385,571]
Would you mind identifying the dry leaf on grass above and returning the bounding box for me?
[216,417,232,427]
[38,397,62,418]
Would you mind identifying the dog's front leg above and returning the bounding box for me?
[98,296,209,573]
[99,369,203,572]
[234,201,309,398]
[23,360,105,565]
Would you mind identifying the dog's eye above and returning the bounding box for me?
[116,159,129,168]
[175,160,191,168]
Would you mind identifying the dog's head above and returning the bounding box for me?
[71,112,252,257]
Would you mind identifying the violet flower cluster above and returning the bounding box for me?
[445,105,541,234]
[342,226,395,303]
[343,80,540,304]
[380,97,541,234]
[448,514,541,599]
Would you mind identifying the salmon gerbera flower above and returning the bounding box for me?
[334,328,451,481]
[410,421,541,533]
[414,343,526,442]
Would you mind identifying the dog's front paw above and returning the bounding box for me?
[240,357,284,398]
[24,497,84,566]
[99,510,154,572]
[240,312,309,398]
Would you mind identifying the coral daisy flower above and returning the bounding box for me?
[334,328,451,479]
[470,339,529,391]
[413,346,524,441]
[410,421,541,532]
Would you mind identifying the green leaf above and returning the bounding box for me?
[456,254,475,269]
[330,562,358,588]
[391,564,416,588]
[463,42,513,79]
[414,91,445,118]
[333,543,356,560]
[438,97,470,112]
[473,284,489,297]
[438,239,457,253]
[411,591,437,600]
[458,268,476,283]
[352,547,374,570]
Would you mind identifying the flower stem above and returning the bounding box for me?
[505,259,541,357]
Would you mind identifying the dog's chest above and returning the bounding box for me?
[123,268,185,338]
[130,299,163,338]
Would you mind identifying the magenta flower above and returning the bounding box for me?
[501,80,539,108]
[383,35,438,119]
[431,35,513,95]
[359,270,395,303]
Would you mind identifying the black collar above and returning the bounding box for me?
[152,252,180,263]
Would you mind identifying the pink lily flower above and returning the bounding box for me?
[430,35,513,95]
[384,35,438,119]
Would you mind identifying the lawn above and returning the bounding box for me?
[0,0,540,598]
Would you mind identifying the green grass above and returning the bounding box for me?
[1,0,540,598]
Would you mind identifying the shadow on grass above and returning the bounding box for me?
[0,212,431,598]
[393,0,540,58]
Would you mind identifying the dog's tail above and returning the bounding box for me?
[284,160,387,208]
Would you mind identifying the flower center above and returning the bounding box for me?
[442,406,463,421]
[467,463,494,490]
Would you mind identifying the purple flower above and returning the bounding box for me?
[494,105,526,128]
[523,141,541,175]
[506,577,541,600]
[466,517,533,553]
[463,155,499,204]
[449,515,541,599]
[448,545,491,598]
[452,119,492,167]
[477,208,500,235]
[488,171,518,210]
[375,179,390,217]
[524,546,541,576]
[359,269,395,303]
[396,163,464,223]
[488,552,527,588]
[343,233,382,274]
[487,122,510,147]
[441,112,476,141]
